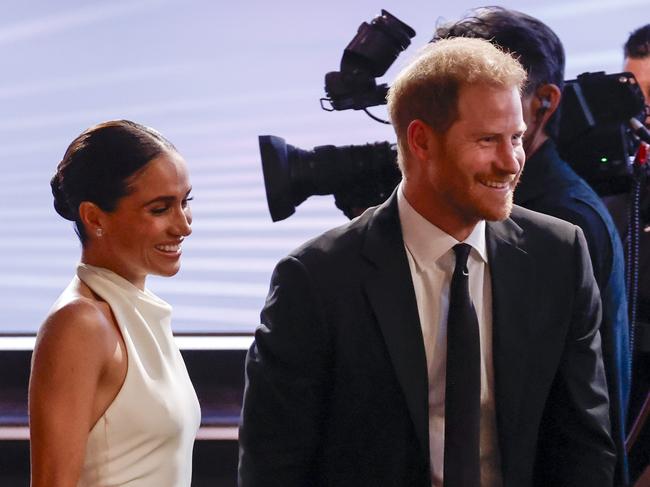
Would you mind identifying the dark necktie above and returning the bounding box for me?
[443,243,481,487]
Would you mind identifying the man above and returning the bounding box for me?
[433,8,631,485]
[239,37,615,486]
[617,23,650,483]
[624,24,650,125]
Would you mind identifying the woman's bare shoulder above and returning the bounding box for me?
[35,290,117,361]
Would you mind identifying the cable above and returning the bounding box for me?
[363,108,391,125]
[627,142,648,383]
[627,173,640,381]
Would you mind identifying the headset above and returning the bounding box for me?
[539,96,551,113]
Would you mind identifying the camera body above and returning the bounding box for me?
[559,71,646,195]
[322,9,415,112]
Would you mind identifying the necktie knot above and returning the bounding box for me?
[453,243,472,274]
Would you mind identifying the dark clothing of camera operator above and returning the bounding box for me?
[434,7,631,485]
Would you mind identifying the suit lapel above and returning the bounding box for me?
[362,193,430,462]
[360,195,534,468]
[486,217,533,470]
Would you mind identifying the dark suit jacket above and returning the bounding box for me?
[238,192,615,487]
[515,140,630,485]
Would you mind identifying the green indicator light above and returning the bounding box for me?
[600,157,608,163]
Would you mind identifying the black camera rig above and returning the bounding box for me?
[559,71,649,195]
[259,10,649,222]
[320,9,415,121]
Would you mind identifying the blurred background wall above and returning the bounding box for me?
[1,0,648,334]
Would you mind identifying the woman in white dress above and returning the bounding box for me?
[29,120,201,487]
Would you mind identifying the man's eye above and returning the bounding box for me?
[150,207,168,215]
[182,197,194,208]
[512,134,524,143]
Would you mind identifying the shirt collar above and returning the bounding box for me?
[397,183,488,269]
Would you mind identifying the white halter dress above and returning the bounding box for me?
[74,264,201,487]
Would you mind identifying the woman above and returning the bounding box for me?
[29,120,200,487]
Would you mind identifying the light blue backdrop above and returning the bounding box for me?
[1,0,647,333]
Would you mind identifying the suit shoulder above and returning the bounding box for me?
[506,205,590,254]
[510,204,580,237]
[286,206,377,265]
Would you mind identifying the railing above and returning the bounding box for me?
[0,334,252,441]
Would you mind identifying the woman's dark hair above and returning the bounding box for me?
[432,6,566,140]
[50,120,177,244]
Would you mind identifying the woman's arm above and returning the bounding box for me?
[29,299,116,487]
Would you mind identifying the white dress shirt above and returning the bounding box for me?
[397,185,503,487]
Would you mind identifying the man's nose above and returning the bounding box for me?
[497,141,523,174]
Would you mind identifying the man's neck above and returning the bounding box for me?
[400,181,479,242]
[524,131,549,158]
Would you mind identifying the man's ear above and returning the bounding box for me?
[406,119,439,163]
[532,83,562,123]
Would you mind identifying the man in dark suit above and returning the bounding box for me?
[432,9,631,485]
[239,37,615,486]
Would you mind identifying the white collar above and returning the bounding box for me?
[397,183,488,270]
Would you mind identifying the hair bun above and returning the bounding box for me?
[50,171,75,221]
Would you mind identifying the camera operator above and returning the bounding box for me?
[603,22,650,484]
[624,25,650,126]
[433,7,631,486]
[624,23,650,481]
